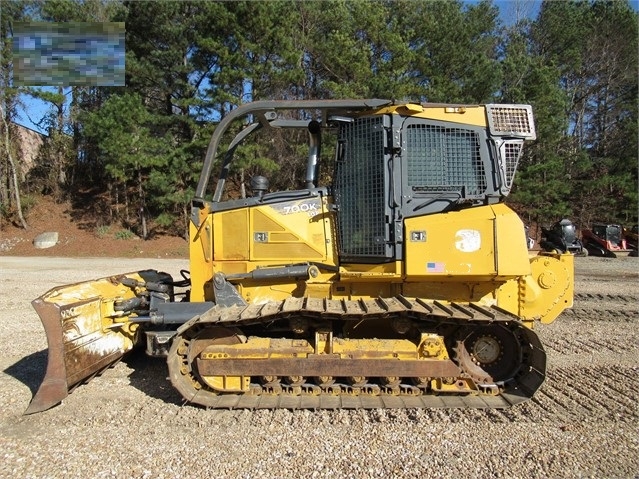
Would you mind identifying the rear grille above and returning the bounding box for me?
[334,117,387,258]
[406,124,486,196]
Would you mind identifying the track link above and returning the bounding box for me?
[167,297,546,409]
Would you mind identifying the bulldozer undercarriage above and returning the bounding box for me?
[167,297,545,409]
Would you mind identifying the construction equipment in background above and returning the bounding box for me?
[582,223,631,258]
[540,219,586,255]
[623,225,638,257]
[26,99,573,414]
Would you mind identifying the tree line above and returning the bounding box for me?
[0,0,637,239]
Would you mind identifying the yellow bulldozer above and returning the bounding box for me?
[27,99,573,413]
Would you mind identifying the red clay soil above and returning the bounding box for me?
[0,197,189,259]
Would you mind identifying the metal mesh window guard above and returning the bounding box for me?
[501,140,524,189]
[334,117,387,258]
[406,124,486,196]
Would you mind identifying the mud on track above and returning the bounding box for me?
[0,256,637,478]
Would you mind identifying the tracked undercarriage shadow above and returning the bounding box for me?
[123,349,184,406]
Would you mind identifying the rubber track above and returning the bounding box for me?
[168,296,545,409]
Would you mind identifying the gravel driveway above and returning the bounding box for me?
[1,256,637,478]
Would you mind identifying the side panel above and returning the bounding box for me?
[493,203,533,276]
[250,196,330,261]
[404,204,530,279]
[214,209,250,261]
[190,193,338,303]
[190,210,214,302]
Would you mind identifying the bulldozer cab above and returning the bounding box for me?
[191,100,536,267]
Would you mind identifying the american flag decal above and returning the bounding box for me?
[426,262,445,273]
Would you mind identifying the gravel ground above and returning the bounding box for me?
[0,256,637,479]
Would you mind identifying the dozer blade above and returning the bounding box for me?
[26,274,145,414]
